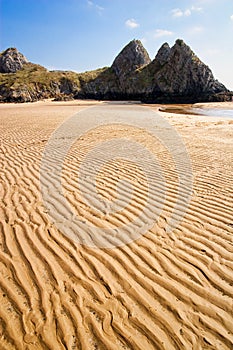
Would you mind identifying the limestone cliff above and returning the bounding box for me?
[0,40,231,103]
[80,39,229,102]
[145,39,227,102]
[0,48,28,73]
[111,39,151,86]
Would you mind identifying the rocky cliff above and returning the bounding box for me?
[0,40,231,103]
[0,48,28,73]
[144,39,227,102]
[80,39,230,102]
[111,39,151,85]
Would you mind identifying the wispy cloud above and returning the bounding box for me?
[154,29,174,38]
[204,48,220,56]
[184,9,192,16]
[171,6,202,18]
[141,29,174,45]
[191,6,203,12]
[188,26,204,34]
[125,18,140,29]
[87,1,104,14]
[171,8,184,18]
[230,14,233,20]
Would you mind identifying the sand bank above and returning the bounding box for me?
[0,100,232,349]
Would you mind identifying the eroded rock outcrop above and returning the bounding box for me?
[0,39,231,103]
[150,39,227,100]
[111,39,151,79]
[0,48,28,73]
[80,39,229,102]
[154,42,171,66]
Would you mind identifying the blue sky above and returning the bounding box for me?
[1,0,233,89]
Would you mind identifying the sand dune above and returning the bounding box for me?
[0,100,232,349]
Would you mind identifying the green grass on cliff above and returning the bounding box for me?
[0,63,109,91]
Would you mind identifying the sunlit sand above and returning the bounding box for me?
[0,100,232,349]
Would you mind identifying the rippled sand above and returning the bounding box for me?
[0,100,232,349]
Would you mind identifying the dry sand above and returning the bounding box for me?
[0,100,232,349]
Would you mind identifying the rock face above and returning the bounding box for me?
[154,42,171,65]
[148,39,227,101]
[80,40,151,99]
[0,48,28,73]
[111,39,151,80]
[81,39,229,103]
[0,39,232,103]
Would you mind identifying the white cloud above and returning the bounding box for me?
[230,14,233,20]
[204,48,219,55]
[96,5,104,12]
[171,8,184,18]
[171,6,203,18]
[191,6,203,12]
[87,1,104,14]
[189,26,204,34]
[125,18,140,29]
[184,9,191,16]
[154,29,174,38]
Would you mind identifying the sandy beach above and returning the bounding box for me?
[0,100,232,349]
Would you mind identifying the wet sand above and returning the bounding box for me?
[158,101,233,118]
[0,100,233,349]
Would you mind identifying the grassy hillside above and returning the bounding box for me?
[0,62,108,102]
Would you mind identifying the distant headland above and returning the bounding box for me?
[0,39,232,103]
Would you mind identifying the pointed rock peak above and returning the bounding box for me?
[175,39,185,46]
[125,39,148,53]
[153,38,227,98]
[0,47,28,73]
[116,39,150,60]
[169,39,201,64]
[155,42,171,65]
[111,39,151,77]
[159,42,170,49]
[2,47,19,54]
[172,39,194,55]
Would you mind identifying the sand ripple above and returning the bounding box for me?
[0,101,232,349]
